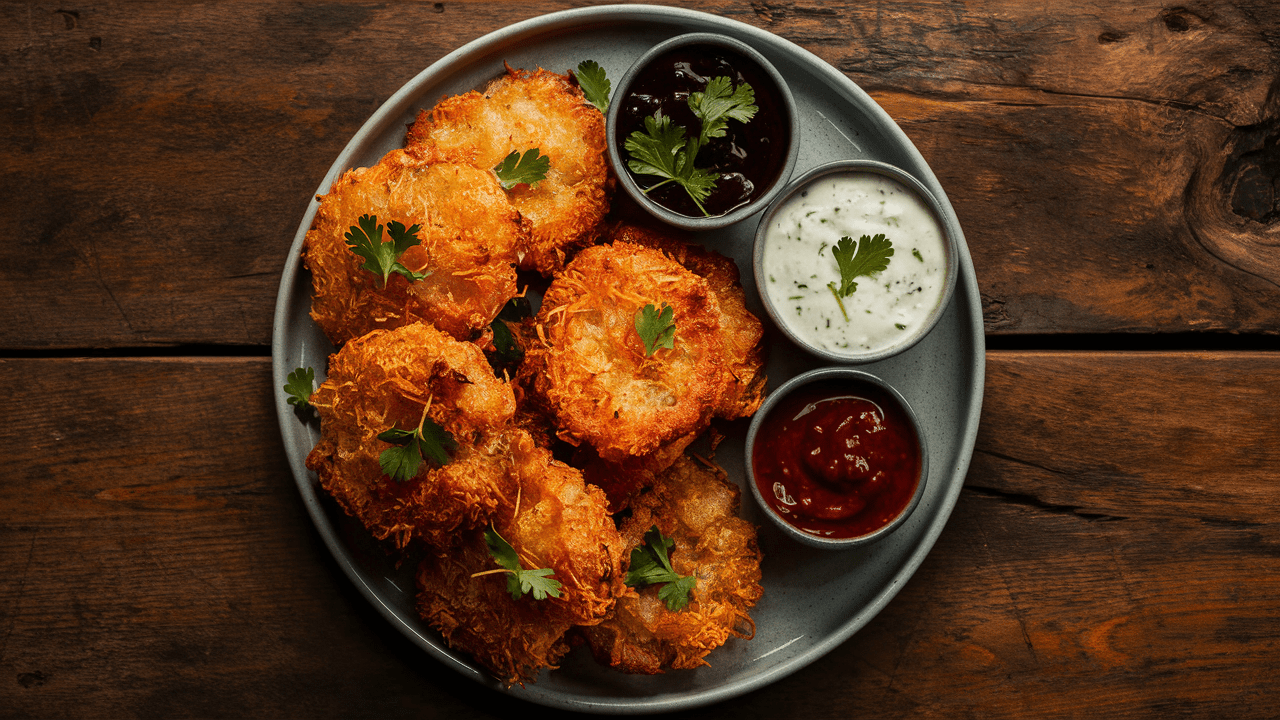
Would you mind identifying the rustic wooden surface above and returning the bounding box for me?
[2,0,1278,718]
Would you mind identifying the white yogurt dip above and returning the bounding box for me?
[760,171,949,357]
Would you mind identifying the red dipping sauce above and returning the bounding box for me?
[751,380,922,539]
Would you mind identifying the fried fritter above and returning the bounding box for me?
[305,147,527,345]
[606,221,767,419]
[406,66,613,275]
[518,242,731,468]
[415,430,626,684]
[580,456,763,674]
[305,322,518,549]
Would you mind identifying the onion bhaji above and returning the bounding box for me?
[416,430,627,684]
[518,242,730,469]
[305,146,527,346]
[305,321,518,549]
[406,66,613,275]
[605,222,767,420]
[580,456,763,674]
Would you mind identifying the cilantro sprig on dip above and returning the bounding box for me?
[826,233,894,321]
[624,76,758,216]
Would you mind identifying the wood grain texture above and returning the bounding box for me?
[2,351,1276,718]
[2,1,1279,349]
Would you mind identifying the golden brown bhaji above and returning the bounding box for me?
[580,456,763,674]
[518,242,730,468]
[305,147,526,345]
[407,66,613,275]
[305,322,517,549]
[415,430,626,684]
[606,222,767,419]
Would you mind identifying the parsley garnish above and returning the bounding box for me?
[345,214,428,287]
[624,76,757,216]
[625,526,696,611]
[486,296,533,376]
[688,76,757,146]
[376,410,456,483]
[830,233,894,297]
[575,60,610,112]
[625,115,719,215]
[483,526,562,601]
[284,366,315,411]
[491,318,520,361]
[493,148,550,190]
[634,303,676,356]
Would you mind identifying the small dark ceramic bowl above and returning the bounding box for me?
[744,367,929,550]
[605,32,800,231]
[753,160,960,364]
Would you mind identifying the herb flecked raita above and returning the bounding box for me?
[761,172,948,356]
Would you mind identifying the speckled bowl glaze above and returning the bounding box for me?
[745,367,929,550]
[753,159,960,364]
[605,32,800,231]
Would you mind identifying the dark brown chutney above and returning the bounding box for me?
[616,43,791,218]
[751,380,921,540]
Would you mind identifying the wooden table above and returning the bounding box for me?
[3,1,1277,717]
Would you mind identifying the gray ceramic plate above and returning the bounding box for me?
[272,4,984,714]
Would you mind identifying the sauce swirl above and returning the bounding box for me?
[751,380,921,539]
[616,44,790,218]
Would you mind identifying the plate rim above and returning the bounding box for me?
[272,3,986,713]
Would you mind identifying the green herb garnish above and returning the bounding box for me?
[575,60,611,112]
[486,296,533,375]
[376,412,456,483]
[634,302,676,356]
[624,76,757,216]
[345,214,428,287]
[688,76,757,146]
[831,233,894,297]
[284,366,315,411]
[625,526,696,611]
[625,114,719,215]
[483,526,562,601]
[493,148,550,190]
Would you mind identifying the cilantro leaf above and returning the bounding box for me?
[484,527,562,601]
[625,526,696,611]
[493,148,550,190]
[831,234,894,297]
[575,59,611,112]
[689,76,757,146]
[485,297,533,376]
[658,575,698,611]
[625,114,718,215]
[377,431,423,483]
[284,366,315,411]
[634,303,676,356]
[376,418,456,483]
[344,214,428,287]
[624,77,755,217]
[489,317,523,367]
